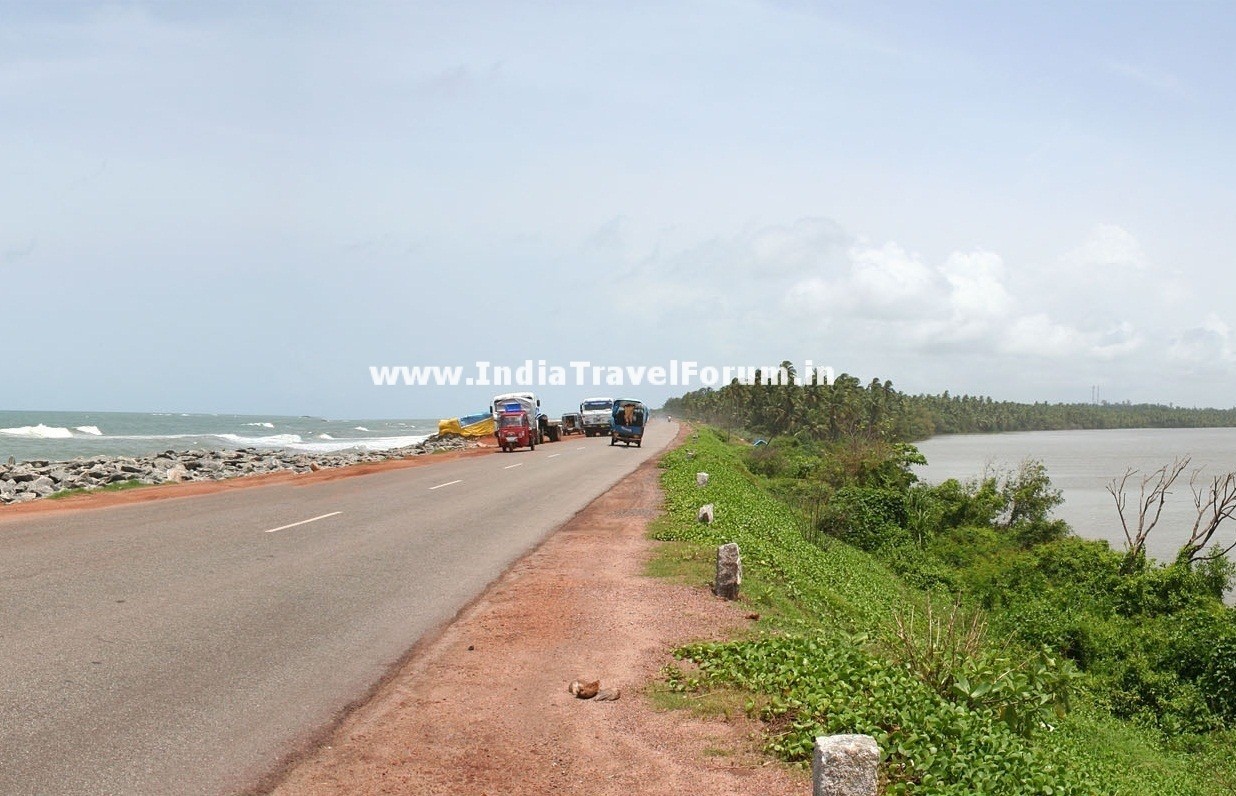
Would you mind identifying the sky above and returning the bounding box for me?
[4,0,1236,419]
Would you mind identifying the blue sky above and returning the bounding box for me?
[4,1,1235,418]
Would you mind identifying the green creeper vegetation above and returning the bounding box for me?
[651,428,1236,794]
[45,479,152,499]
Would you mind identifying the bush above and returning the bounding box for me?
[929,477,1005,530]
[1201,634,1236,723]
[1114,563,1224,617]
[817,486,909,552]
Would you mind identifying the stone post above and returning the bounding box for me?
[813,734,879,796]
[714,542,740,600]
[696,472,709,487]
[697,503,714,524]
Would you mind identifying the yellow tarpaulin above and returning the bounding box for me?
[437,415,496,438]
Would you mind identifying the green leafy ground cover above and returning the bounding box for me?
[650,429,1236,795]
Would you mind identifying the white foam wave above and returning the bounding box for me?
[318,433,335,439]
[282,434,431,453]
[353,426,371,432]
[103,433,208,441]
[0,424,74,439]
[75,425,103,436]
[243,422,275,428]
[216,433,305,447]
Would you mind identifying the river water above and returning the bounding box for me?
[914,427,1236,567]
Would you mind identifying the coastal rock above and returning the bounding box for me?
[0,432,479,504]
[163,465,189,483]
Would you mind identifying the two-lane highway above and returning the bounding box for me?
[0,422,677,795]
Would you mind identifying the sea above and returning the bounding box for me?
[0,410,439,463]
[915,427,1236,569]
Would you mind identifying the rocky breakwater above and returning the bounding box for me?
[0,434,478,505]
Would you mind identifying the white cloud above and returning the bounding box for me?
[1064,223,1149,272]
[1170,314,1236,366]
[748,218,848,278]
[595,212,1235,408]
[846,241,936,312]
[1089,322,1144,359]
[1000,314,1085,357]
[941,249,1013,323]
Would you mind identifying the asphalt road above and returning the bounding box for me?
[0,422,677,796]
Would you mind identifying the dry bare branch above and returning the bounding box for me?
[1106,457,1190,560]
[1181,471,1236,564]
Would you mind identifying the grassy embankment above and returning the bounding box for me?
[647,428,1236,795]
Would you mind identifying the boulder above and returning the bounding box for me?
[714,542,741,600]
[813,734,879,796]
[163,464,189,483]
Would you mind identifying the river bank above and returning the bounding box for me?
[0,433,483,506]
[915,426,1236,568]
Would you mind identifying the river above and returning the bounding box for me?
[914,427,1236,567]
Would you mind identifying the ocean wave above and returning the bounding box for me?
[243,422,275,428]
[210,432,429,453]
[282,434,431,454]
[354,426,371,432]
[103,433,208,441]
[216,433,305,447]
[75,426,103,436]
[0,424,74,439]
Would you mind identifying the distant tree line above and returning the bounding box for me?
[661,361,1236,442]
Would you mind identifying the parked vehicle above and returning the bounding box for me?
[610,399,649,447]
[580,397,614,437]
[492,392,560,443]
[496,410,535,452]
[560,412,584,435]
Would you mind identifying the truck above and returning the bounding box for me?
[492,392,560,444]
[579,397,615,437]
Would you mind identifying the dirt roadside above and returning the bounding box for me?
[261,426,805,795]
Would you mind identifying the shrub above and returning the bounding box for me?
[928,477,1005,530]
[817,486,909,552]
